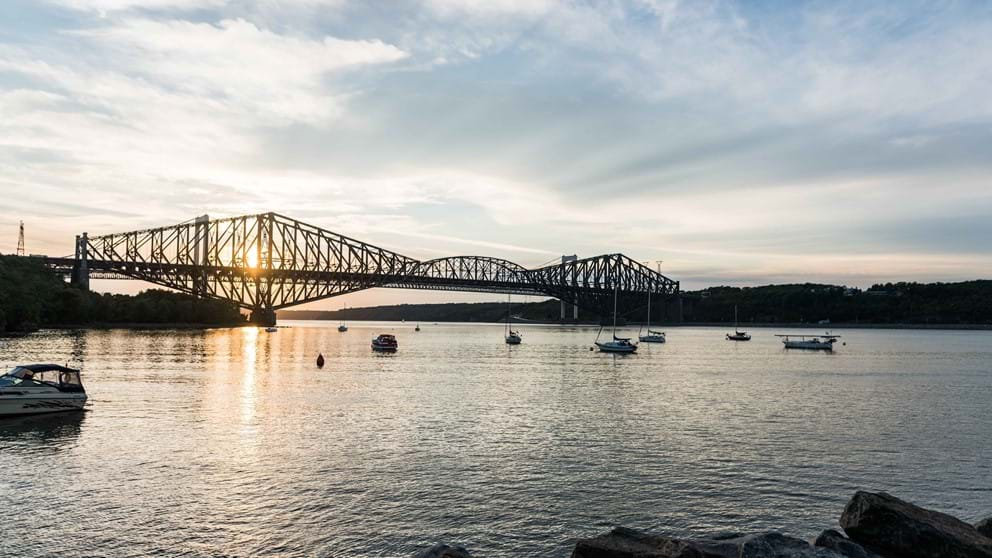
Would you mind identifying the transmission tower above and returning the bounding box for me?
[16,221,25,256]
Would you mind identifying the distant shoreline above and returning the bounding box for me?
[279,318,992,331]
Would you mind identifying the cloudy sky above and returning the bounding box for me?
[1,0,990,306]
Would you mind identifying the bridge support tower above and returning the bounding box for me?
[560,255,579,321]
[71,233,90,291]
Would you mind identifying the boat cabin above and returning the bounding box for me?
[0,364,85,393]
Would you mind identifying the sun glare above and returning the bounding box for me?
[245,251,259,268]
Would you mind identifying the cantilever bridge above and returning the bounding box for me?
[40,212,678,325]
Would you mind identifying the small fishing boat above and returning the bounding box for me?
[316,353,325,368]
[726,305,751,341]
[505,295,522,345]
[596,287,638,354]
[0,364,87,417]
[776,334,840,351]
[371,334,398,352]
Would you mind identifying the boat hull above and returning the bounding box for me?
[727,334,751,341]
[0,395,86,417]
[638,335,666,343]
[783,341,833,351]
[505,336,522,345]
[596,342,638,354]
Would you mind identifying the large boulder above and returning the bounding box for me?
[977,518,992,539]
[839,491,992,557]
[413,543,472,558]
[813,529,881,558]
[571,527,843,558]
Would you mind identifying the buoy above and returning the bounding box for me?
[316,353,325,368]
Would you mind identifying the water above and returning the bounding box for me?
[2,323,991,557]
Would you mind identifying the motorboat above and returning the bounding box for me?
[776,334,840,351]
[505,295,522,345]
[0,364,87,417]
[595,286,638,354]
[726,305,751,341]
[371,334,398,352]
[265,326,278,333]
[638,273,666,343]
[338,324,348,332]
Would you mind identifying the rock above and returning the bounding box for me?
[977,518,992,539]
[413,543,472,558]
[813,529,881,558]
[840,491,992,558]
[570,527,843,558]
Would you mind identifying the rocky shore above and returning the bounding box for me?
[415,491,992,557]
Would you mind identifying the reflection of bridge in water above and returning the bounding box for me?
[39,212,679,325]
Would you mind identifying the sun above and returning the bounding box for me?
[245,251,259,268]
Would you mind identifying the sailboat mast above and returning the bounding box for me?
[612,285,618,337]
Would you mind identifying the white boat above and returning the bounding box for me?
[726,305,751,341]
[0,364,87,417]
[776,334,840,351]
[638,281,666,343]
[596,287,638,354]
[505,295,522,345]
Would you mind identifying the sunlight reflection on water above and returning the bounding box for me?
[1,323,991,557]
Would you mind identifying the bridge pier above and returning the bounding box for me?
[71,233,89,291]
[250,307,277,326]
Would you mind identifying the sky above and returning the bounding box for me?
[1,0,991,308]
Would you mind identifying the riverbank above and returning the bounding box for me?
[416,491,992,557]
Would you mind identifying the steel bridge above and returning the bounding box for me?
[41,212,678,325]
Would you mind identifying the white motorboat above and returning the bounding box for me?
[505,295,522,345]
[726,305,751,341]
[776,334,840,351]
[0,364,87,417]
[596,286,638,354]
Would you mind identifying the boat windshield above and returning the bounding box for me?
[1,367,83,390]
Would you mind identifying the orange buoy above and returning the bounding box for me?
[316,353,325,368]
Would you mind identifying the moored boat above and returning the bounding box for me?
[505,294,522,345]
[371,334,398,352]
[638,271,666,344]
[726,305,751,341]
[0,364,87,417]
[596,286,638,354]
[776,334,840,351]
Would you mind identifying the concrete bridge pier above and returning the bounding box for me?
[250,307,277,326]
[71,233,89,291]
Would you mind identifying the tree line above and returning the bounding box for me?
[0,256,246,333]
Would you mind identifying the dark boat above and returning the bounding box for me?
[371,334,398,352]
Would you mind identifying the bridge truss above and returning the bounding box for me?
[44,213,678,324]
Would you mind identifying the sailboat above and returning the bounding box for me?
[595,287,637,353]
[638,288,666,343]
[338,306,348,332]
[505,295,522,344]
[726,305,751,341]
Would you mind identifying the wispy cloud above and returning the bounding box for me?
[2,0,991,295]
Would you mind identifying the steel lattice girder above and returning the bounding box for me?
[57,212,677,313]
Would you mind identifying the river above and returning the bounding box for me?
[1,322,990,556]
